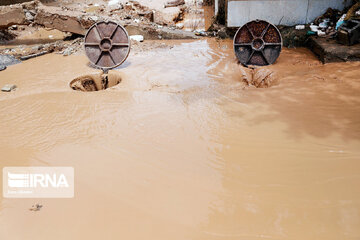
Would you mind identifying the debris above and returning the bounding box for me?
[164,0,185,8]
[62,47,74,56]
[217,27,228,39]
[175,23,184,29]
[295,25,305,30]
[20,51,48,61]
[0,55,20,67]
[0,65,6,71]
[317,30,326,36]
[337,19,360,45]
[1,84,17,92]
[344,2,360,21]
[25,11,34,21]
[310,24,319,32]
[29,204,43,211]
[35,4,96,35]
[130,35,144,42]
[336,14,346,30]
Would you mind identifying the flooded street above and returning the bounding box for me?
[0,38,360,240]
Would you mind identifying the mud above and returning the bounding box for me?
[0,38,359,240]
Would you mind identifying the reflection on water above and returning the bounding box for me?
[0,38,359,240]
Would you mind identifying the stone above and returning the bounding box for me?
[1,84,17,92]
[25,11,34,21]
[0,65,6,71]
[0,55,21,67]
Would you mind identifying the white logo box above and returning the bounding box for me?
[3,167,74,198]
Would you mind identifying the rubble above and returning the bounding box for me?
[0,3,27,29]
[35,5,97,35]
[164,0,185,8]
[0,54,21,67]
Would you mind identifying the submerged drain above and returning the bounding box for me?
[70,72,122,92]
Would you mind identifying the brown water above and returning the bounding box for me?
[0,38,359,240]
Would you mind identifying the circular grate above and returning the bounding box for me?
[84,21,131,69]
[234,20,282,66]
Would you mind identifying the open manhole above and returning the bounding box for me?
[70,21,130,92]
[70,71,122,92]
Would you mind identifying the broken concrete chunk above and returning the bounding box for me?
[0,4,26,29]
[35,4,96,35]
[1,84,17,92]
[130,35,144,42]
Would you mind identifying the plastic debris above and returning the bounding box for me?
[336,14,346,30]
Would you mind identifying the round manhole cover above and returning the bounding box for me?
[84,21,130,69]
[234,20,282,66]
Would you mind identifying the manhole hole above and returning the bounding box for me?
[70,72,122,92]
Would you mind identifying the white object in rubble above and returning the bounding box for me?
[317,30,326,36]
[295,25,305,30]
[310,24,319,32]
[1,84,17,92]
[108,0,120,6]
[356,10,360,16]
[130,35,144,42]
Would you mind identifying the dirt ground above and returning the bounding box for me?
[0,37,359,240]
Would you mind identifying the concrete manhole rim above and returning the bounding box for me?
[84,21,131,70]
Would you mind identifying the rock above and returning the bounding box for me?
[1,84,17,92]
[0,55,21,67]
[130,35,144,42]
[9,25,18,30]
[0,65,6,71]
[25,11,34,21]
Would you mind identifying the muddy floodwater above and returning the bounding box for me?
[0,38,359,240]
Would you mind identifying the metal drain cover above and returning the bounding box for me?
[234,20,282,66]
[84,21,130,69]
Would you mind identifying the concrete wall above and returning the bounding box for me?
[226,0,353,27]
